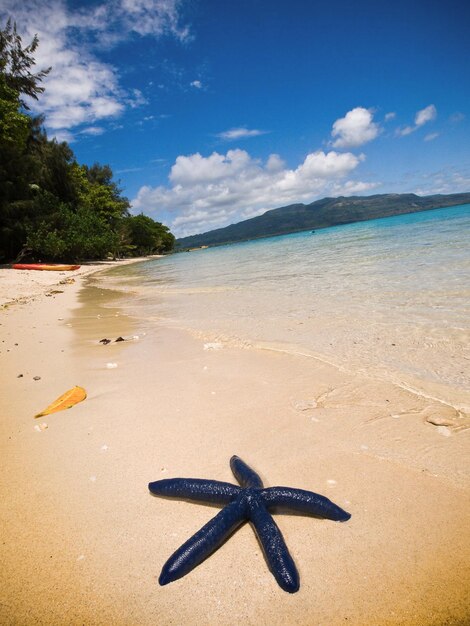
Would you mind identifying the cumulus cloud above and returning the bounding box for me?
[0,0,188,140]
[415,104,437,127]
[396,104,437,137]
[331,107,380,149]
[217,127,268,141]
[132,148,377,236]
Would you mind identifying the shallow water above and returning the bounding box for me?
[108,204,470,410]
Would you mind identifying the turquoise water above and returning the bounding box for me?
[110,204,470,408]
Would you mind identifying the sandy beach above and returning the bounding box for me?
[1,260,469,626]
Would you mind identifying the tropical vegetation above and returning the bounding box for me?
[0,19,174,263]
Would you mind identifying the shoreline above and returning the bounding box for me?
[0,256,160,308]
[1,262,469,625]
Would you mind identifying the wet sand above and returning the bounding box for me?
[1,262,469,625]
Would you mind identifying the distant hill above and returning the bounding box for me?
[176,192,470,249]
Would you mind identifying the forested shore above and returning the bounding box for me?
[0,19,174,263]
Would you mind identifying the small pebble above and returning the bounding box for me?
[204,342,223,350]
[17,374,23,378]
[106,362,118,369]
[33,376,41,381]
[327,479,337,485]
[100,444,109,451]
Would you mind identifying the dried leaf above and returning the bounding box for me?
[35,386,87,418]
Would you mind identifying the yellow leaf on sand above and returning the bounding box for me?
[35,386,87,418]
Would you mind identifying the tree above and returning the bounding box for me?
[126,214,175,255]
[0,17,175,262]
[0,76,33,259]
[27,200,118,261]
[0,18,50,108]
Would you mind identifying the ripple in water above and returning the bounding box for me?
[107,204,470,410]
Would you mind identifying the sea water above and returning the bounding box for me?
[108,204,470,410]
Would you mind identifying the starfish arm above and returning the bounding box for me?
[248,499,299,593]
[230,455,264,489]
[261,487,351,522]
[159,497,246,586]
[148,478,240,505]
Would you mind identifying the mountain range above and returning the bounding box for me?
[175,192,470,249]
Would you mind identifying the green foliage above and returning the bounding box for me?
[0,18,51,109]
[0,78,29,147]
[27,203,118,261]
[0,18,174,262]
[126,214,175,256]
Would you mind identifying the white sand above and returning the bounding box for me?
[0,262,469,625]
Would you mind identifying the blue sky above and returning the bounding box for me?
[1,0,469,236]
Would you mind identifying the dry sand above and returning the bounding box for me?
[1,261,469,625]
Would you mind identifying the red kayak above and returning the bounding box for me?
[12,263,81,271]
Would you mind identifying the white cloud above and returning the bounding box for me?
[0,0,188,140]
[410,167,470,195]
[217,127,267,141]
[396,104,437,137]
[331,107,380,149]
[52,129,75,143]
[424,132,439,142]
[384,112,396,122]
[396,125,415,137]
[80,126,106,136]
[415,104,437,127]
[132,148,377,237]
[190,80,203,89]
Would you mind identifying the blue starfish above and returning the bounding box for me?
[149,456,351,593]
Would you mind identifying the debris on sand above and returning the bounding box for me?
[35,386,87,417]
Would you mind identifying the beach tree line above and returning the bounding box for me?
[0,19,175,262]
